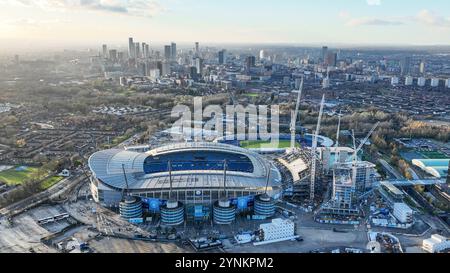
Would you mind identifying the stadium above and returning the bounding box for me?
[88,142,282,224]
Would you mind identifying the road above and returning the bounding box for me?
[0,173,87,218]
[379,159,404,179]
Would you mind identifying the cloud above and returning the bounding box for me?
[8,0,164,17]
[346,17,404,27]
[416,10,450,28]
[366,0,381,6]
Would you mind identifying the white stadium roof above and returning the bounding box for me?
[89,142,282,192]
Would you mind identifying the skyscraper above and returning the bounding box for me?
[102,44,108,59]
[259,50,266,60]
[171,42,177,60]
[145,44,150,59]
[245,56,256,71]
[109,49,117,62]
[326,52,337,67]
[401,56,411,76]
[164,45,171,61]
[135,42,141,59]
[195,57,203,75]
[322,46,328,64]
[420,61,426,74]
[195,42,199,56]
[128,37,135,59]
[218,49,226,65]
[142,43,147,58]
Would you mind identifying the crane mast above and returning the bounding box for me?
[310,94,325,201]
[290,77,304,149]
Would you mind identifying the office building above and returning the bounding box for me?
[322,46,328,63]
[195,57,203,75]
[218,49,226,65]
[259,50,267,60]
[171,42,177,60]
[162,61,171,76]
[195,42,199,54]
[401,56,411,76]
[102,44,108,59]
[164,45,171,61]
[446,79,450,88]
[393,203,413,224]
[326,52,337,67]
[128,37,135,59]
[245,56,256,71]
[135,42,141,59]
[145,44,150,58]
[109,49,117,62]
[189,66,197,79]
[419,61,426,74]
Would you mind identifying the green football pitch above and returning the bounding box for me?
[240,140,300,149]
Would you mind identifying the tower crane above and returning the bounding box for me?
[350,122,380,184]
[290,77,304,149]
[334,110,342,165]
[335,111,342,148]
[310,94,325,201]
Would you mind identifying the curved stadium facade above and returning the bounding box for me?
[88,142,282,217]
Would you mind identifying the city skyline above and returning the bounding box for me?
[2,0,450,52]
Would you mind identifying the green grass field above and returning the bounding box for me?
[240,140,300,149]
[245,93,259,98]
[0,166,64,190]
[420,151,450,159]
[0,167,44,185]
[40,176,64,190]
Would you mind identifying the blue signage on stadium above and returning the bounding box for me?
[142,198,162,212]
[230,195,254,210]
[194,205,204,217]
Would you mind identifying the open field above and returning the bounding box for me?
[0,167,44,185]
[40,176,64,190]
[240,140,300,149]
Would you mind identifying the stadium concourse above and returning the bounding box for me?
[88,142,282,222]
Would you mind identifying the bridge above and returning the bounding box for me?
[375,178,447,188]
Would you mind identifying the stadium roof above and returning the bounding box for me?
[89,142,282,191]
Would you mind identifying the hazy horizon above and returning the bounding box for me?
[2,0,450,53]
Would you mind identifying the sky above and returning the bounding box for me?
[1,0,450,51]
